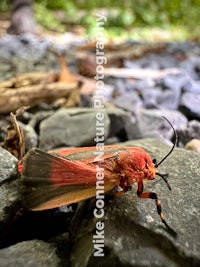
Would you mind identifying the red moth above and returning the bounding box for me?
[18,117,177,233]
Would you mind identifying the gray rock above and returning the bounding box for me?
[140,87,162,108]
[108,78,127,96]
[0,34,75,81]
[180,92,200,120]
[167,42,200,56]
[156,89,180,110]
[0,147,21,229]
[29,111,55,129]
[126,109,188,141]
[49,232,71,267]
[0,240,60,267]
[133,78,156,91]
[39,108,110,150]
[161,74,185,92]
[177,120,200,147]
[0,34,49,61]
[18,123,38,151]
[113,92,143,113]
[140,75,182,110]
[182,80,200,94]
[69,139,200,267]
[106,107,131,140]
[159,74,184,110]
[180,57,200,80]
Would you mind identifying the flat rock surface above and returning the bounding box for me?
[70,139,200,267]
[0,240,60,267]
[0,137,199,267]
[0,147,21,228]
[39,108,110,149]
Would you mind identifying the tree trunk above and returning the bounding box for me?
[7,0,37,34]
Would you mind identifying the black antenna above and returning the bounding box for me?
[154,116,178,168]
[156,173,171,190]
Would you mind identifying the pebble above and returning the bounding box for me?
[180,92,200,120]
[126,108,188,141]
[185,139,200,153]
[0,240,61,267]
[0,147,21,231]
[177,120,200,146]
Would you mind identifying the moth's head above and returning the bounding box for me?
[126,117,177,189]
[118,148,157,181]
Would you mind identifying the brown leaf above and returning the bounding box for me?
[58,56,78,83]
[2,107,28,159]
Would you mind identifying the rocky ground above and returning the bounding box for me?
[0,33,200,267]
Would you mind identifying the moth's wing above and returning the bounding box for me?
[48,146,97,156]
[21,148,118,210]
[27,183,116,211]
[50,146,127,164]
[23,148,98,186]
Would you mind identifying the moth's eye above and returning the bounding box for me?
[152,158,157,165]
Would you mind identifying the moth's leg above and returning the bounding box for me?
[115,191,125,198]
[115,185,132,198]
[115,186,125,198]
[137,181,176,236]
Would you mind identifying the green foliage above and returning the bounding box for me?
[35,0,200,36]
[0,0,199,40]
[0,0,9,12]
[34,3,65,32]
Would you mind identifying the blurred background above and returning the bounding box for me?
[0,0,199,41]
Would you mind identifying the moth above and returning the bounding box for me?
[18,117,177,234]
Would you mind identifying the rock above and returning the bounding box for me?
[113,92,143,113]
[0,148,21,230]
[108,78,128,96]
[182,80,200,94]
[105,136,121,145]
[1,139,199,266]
[140,87,162,108]
[185,139,200,153]
[7,0,37,35]
[167,42,200,57]
[0,205,74,249]
[131,79,156,91]
[177,120,200,146]
[80,95,93,108]
[49,232,71,267]
[180,92,200,120]
[180,57,200,80]
[106,107,131,142]
[161,74,185,92]
[0,240,61,267]
[0,118,9,143]
[126,109,188,141]
[134,54,178,69]
[156,89,180,110]
[39,108,110,150]
[0,34,74,81]
[69,139,200,267]
[18,123,38,151]
[146,90,179,110]
[29,111,55,129]
[159,74,183,109]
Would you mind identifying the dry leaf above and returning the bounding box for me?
[58,56,78,83]
[2,107,28,159]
